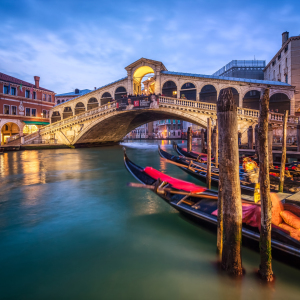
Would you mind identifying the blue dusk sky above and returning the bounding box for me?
[0,0,299,93]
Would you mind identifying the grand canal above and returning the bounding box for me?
[1,140,300,300]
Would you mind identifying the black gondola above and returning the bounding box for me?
[173,143,300,193]
[123,148,300,261]
[159,145,257,194]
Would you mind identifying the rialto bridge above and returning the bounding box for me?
[6,58,298,146]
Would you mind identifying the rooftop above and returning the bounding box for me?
[0,72,54,92]
[56,89,92,97]
[212,60,266,77]
[161,70,290,87]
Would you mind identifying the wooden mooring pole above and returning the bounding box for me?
[207,118,212,189]
[187,126,192,152]
[217,88,243,276]
[255,124,259,157]
[248,125,253,149]
[258,88,274,281]
[201,129,206,153]
[268,124,273,168]
[215,122,219,168]
[297,124,300,153]
[279,110,288,192]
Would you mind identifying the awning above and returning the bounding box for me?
[23,121,50,125]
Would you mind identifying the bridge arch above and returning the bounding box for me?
[63,107,73,119]
[162,80,177,98]
[270,93,290,113]
[100,93,112,106]
[88,97,99,110]
[114,86,127,100]
[180,82,196,100]
[199,84,218,104]
[133,66,155,95]
[51,111,61,123]
[75,102,85,115]
[72,108,209,145]
[243,90,261,110]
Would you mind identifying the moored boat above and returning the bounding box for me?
[123,148,300,263]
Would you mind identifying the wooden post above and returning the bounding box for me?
[201,129,206,153]
[217,175,223,257]
[248,125,253,149]
[207,118,212,189]
[187,126,192,152]
[215,122,219,168]
[255,124,259,157]
[217,88,243,276]
[297,124,300,153]
[268,123,273,168]
[279,110,288,192]
[212,126,216,158]
[258,88,274,282]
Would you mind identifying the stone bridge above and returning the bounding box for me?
[7,96,299,146]
[6,57,298,146]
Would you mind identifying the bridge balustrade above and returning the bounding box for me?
[12,95,298,145]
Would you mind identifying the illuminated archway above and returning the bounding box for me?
[1,122,20,144]
[133,66,155,95]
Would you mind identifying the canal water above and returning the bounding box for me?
[1,140,300,300]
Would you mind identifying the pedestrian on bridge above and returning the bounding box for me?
[238,131,242,145]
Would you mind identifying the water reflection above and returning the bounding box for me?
[1,141,300,300]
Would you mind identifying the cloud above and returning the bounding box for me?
[0,0,299,93]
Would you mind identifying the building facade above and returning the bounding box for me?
[264,32,300,114]
[213,60,266,80]
[0,72,55,145]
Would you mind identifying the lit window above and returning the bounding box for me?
[32,108,36,117]
[23,125,38,134]
[25,108,30,116]
[42,109,47,118]
[4,105,10,114]
[12,106,17,115]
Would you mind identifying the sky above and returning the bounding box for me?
[0,0,300,94]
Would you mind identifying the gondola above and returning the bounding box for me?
[123,148,300,261]
[173,143,300,193]
[158,145,257,194]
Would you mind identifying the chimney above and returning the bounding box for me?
[34,76,40,89]
[282,31,289,45]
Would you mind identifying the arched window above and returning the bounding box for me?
[62,100,65,103]
[270,93,290,113]
[243,90,261,110]
[51,111,61,123]
[199,85,217,104]
[115,87,127,100]
[180,82,196,100]
[75,102,85,115]
[63,107,73,119]
[162,81,177,98]
[87,97,99,110]
[57,100,61,104]
[101,92,112,105]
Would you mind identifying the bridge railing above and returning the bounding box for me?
[40,102,117,134]
[20,96,299,142]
